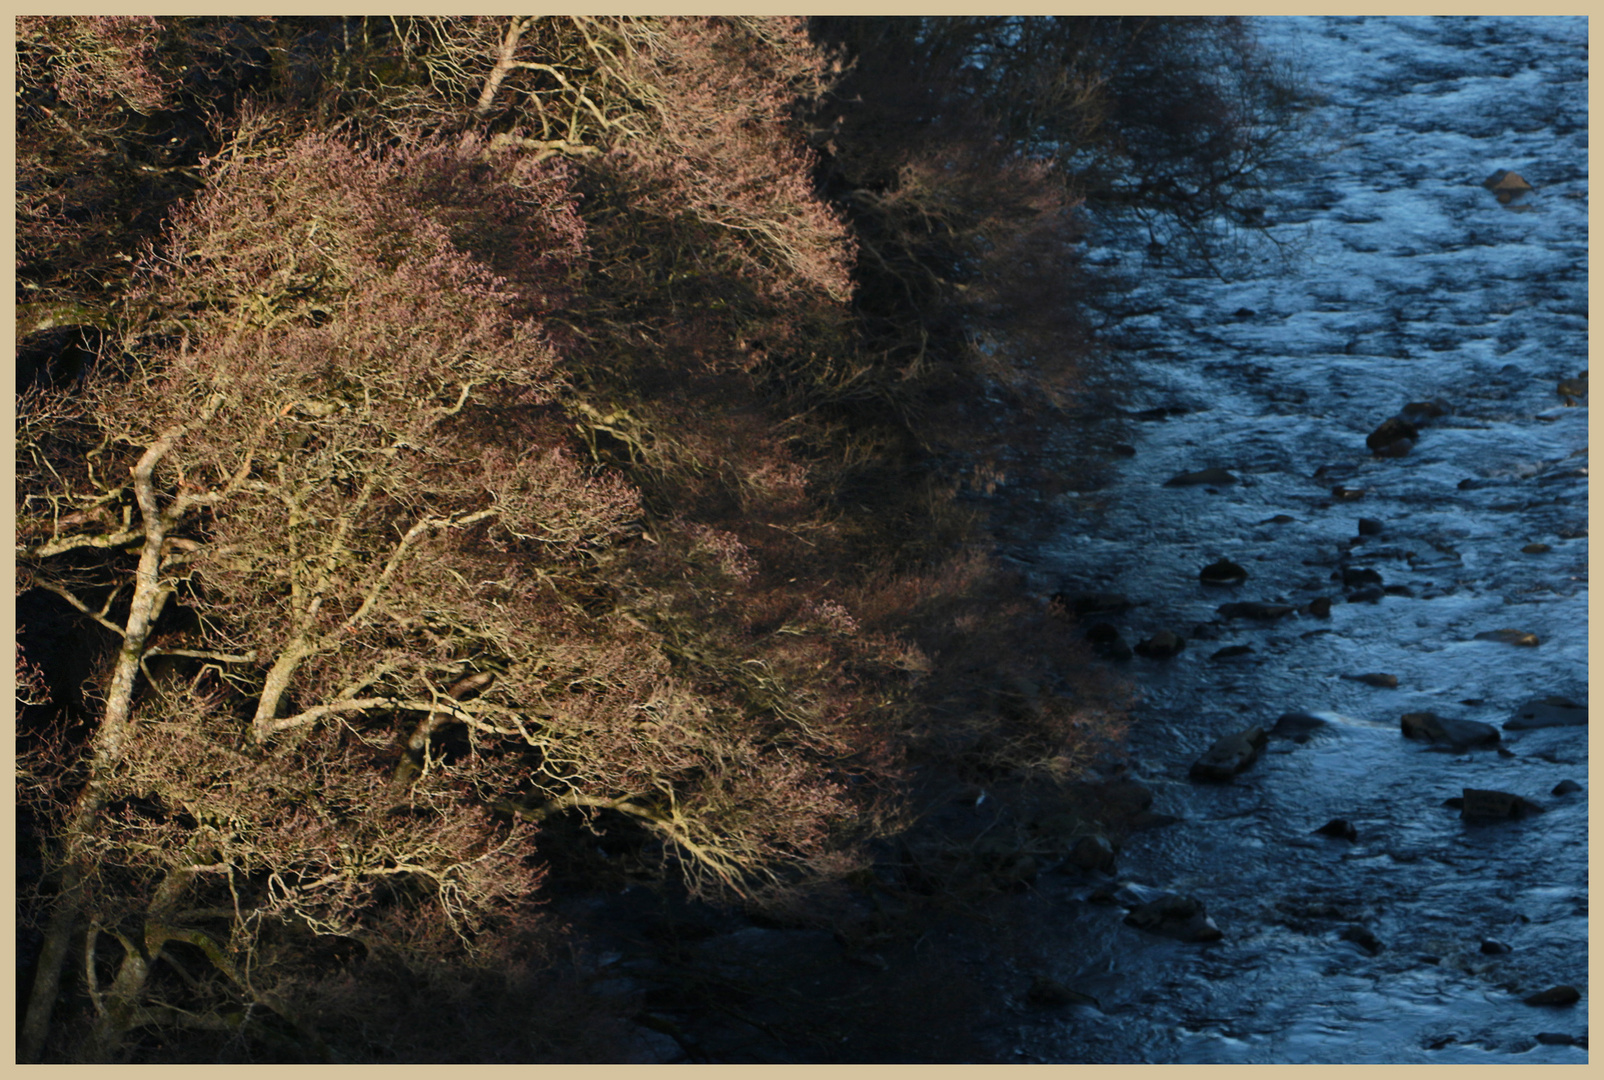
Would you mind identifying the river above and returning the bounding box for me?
[992,15,1588,1063]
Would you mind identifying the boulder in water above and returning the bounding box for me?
[1346,672,1399,688]
[1505,696,1586,729]
[1480,939,1513,955]
[1400,711,1500,749]
[1461,787,1544,821]
[1315,818,1357,841]
[1366,415,1420,452]
[1483,169,1533,204]
[1069,833,1117,873]
[1165,467,1238,487]
[1304,596,1333,618]
[1552,779,1583,796]
[1521,542,1552,554]
[1523,985,1581,1007]
[1358,517,1385,536]
[1209,644,1254,662]
[1199,557,1248,586]
[1190,727,1268,781]
[1342,566,1383,588]
[1270,711,1330,743]
[1123,893,1223,942]
[1134,629,1186,659]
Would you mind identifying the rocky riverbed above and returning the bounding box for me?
[990,15,1588,1063]
[536,17,1587,1064]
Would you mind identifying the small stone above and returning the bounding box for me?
[1480,939,1513,955]
[1552,779,1583,796]
[1233,307,1256,318]
[1523,985,1580,1007]
[1522,543,1552,554]
[1347,584,1385,604]
[1373,438,1413,458]
[1383,585,1414,597]
[1358,517,1384,536]
[1534,1032,1577,1046]
[1347,672,1398,689]
[1342,567,1383,588]
[1367,416,1419,453]
[1112,443,1137,457]
[1165,467,1239,487]
[1305,596,1332,618]
[1199,557,1249,586]
[1209,644,1254,662]
[1483,169,1533,201]
[1315,818,1357,841]
[1260,514,1297,524]
[1332,485,1366,501]
[1474,628,1541,647]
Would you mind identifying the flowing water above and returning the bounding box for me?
[999,16,1588,1063]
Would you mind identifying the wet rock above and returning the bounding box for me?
[1400,711,1500,749]
[1069,834,1117,873]
[1165,467,1238,487]
[1461,788,1544,821]
[1383,584,1414,597]
[1270,711,1329,743]
[1340,925,1384,955]
[1112,443,1137,457]
[1055,591,1135,618]
[1260,514,1297,524]
[1474,628,1541,647]
[1315,818,1357,841]
[1535,1032,1578,1046]
[1199,557,1248,586]
[1358,517,1384,536]
[1506,696,1586,730]
[1552,779,1583,796]
[1521,542,1552,554]
[1189,621,1224,640]
[1331,485,1367,501]
[1209,644,1254,662]
[1373,437,1414,458]
[1084,622,1133,662]
[1134,630,1186,660]
[1366,416,1420,453]
[1480,939,1513,955]
[1523,985,1580,1007]
[1026,975,1100,1010]
[1341,566,1383,587]
[1346,584,1385,604]
[1123,893,1223,942]
[1346,672,1399,688]
[1232,307,1256,318]
[1483,169,1533,203]
[1190,727,1268,782]
[1304,596,1332,618]
[1217,601,1295,620]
